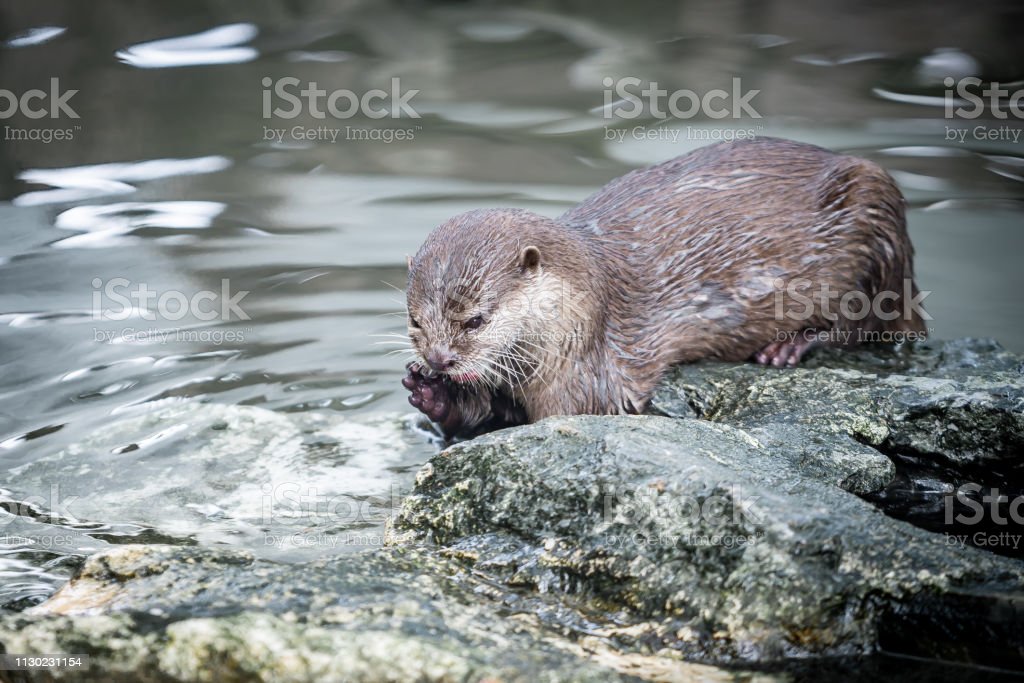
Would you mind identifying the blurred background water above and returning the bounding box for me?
[0,0,1022,610]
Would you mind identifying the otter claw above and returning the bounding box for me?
[755,335,817,368]
[402,363,458,434]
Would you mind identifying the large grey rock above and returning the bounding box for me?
[649,338,1024,476]
[391,412,1024,663]
[0,544,741,683]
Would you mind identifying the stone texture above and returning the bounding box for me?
[3,339,1022,680]
[0,544,735,682]
[391,414,1024,662]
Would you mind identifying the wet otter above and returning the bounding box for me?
[401,137,926,438]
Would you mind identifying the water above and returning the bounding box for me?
[0,0,1021,616]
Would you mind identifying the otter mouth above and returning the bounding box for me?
[447,370,480,384]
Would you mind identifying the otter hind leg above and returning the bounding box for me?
[754,331,820,368]
[822,156,926,336]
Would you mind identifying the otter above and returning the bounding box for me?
[400,137,926,438]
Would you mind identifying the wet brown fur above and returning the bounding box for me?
[405,137,925,433]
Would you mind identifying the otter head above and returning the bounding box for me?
[405,208,589,389]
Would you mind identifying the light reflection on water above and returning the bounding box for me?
[115,23,259,69]
[0,1,1021,610]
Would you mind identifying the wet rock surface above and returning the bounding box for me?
[649,338,1024,478]
[0,544,732,683]
[392,339,1024,668]
[391,414,1024,665]
[650,339,1024,560]
[2,339,1023,681]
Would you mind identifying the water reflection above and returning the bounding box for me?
[53,200,226,248]
[15,156,231,205]
[116,23,259,69]
[4,26,66,48]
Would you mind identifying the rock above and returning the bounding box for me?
[4,339,1022,679]
[649,338,1024,477]
[391,411,1024,664]
[0,544,736,683]
[800,337,1023,376]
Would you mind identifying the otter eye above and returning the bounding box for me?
[409,316,420,329]
[463,315,484,330]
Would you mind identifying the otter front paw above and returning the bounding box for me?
[402,363,460,435]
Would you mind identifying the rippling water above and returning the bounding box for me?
[0,1,1022,609]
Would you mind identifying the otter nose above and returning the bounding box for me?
[425,351,457,373]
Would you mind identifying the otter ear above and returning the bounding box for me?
[406,255,413,270]
[518,245,541,272]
